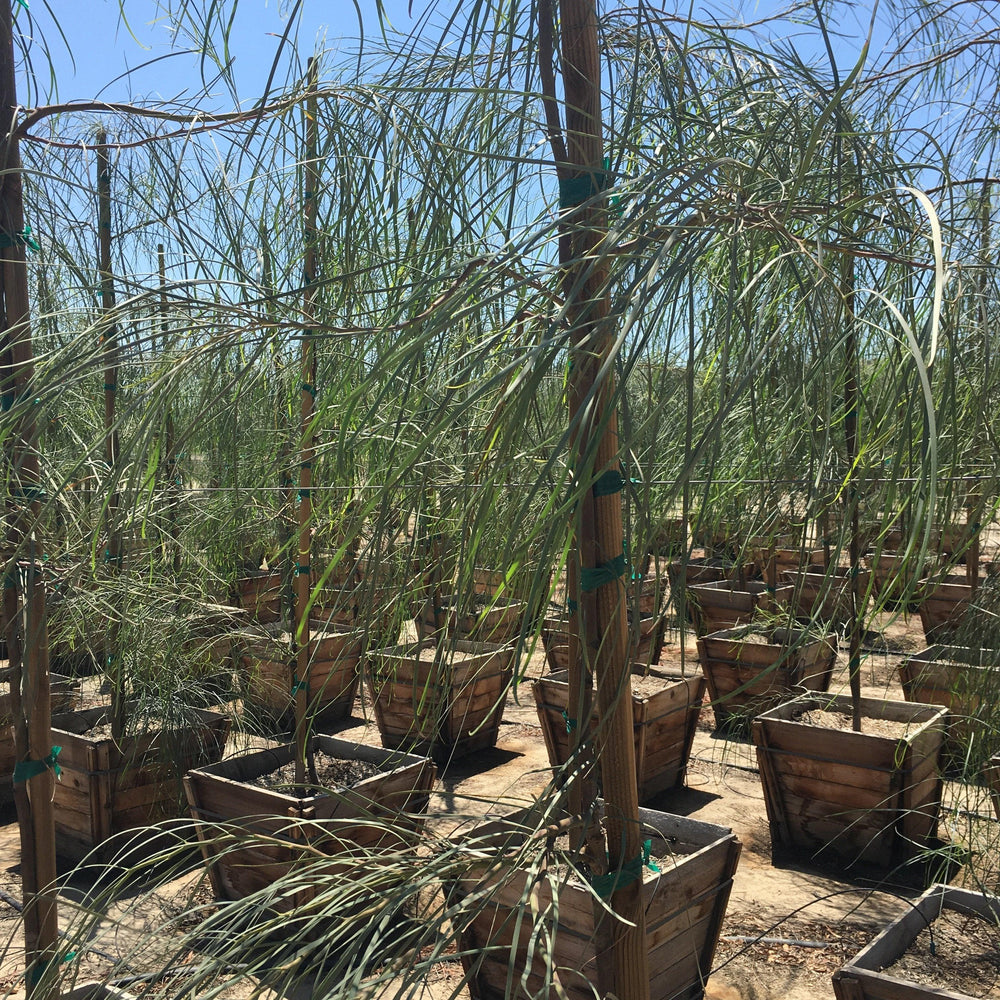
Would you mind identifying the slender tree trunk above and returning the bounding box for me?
[293,59,319,785]
[557,2,650,997]
[158,245,181,575]
[0,3,58,994]
[96,135,127,742]
[842,238,863,732]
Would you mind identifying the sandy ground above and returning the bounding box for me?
[1,605,998,999]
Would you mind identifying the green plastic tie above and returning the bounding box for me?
[290,675,308,695]
[604,156,623,218]
[558,169,611,209]
[561,710,577,734]
[300,461,312,469]
[13,746,62,784]
[295,563,310,575]
[103,382,117,392]
[0,224,39,252]
[300,383,316,397]
[592,469,625,498]
[588,839,658,899]
[12,485,46,502]
[104,549,123,565]
[580,552,627,593]
[297,489,311,500]
[0,391,12,411]
[304,189,314,199]
[566,599,578,614]
[15,0,28,12]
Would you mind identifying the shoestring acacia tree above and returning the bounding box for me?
[4,0,1000,998]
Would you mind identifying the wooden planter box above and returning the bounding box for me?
[752,693,947,869]
[696,626,836,731]
[751,545,825,583]
[0,669,80,804]
[235,624,364,722]
[234,570,283,623]
[51,706,231,863]
[635,556,670,616]
[541,614,665,672]
[783,565,871,624]
[986,752,1000,821]
[832,884,1000,1000]
[938,521,982,560]
[688,580,792,635]
[899,645,1000,761]
[667,558,754,623]
[917,574,978,643]
[868,552,931,609]
[367,639,514,759]
[184,734,435,908]
[645,515,689,556]
[532,667,705,801]
[448,805,741,1000]
[442,596,528,644]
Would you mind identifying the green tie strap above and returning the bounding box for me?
[13,746,62,784]
[558,169,611,209]
[0,224,39,252]
[588,839,659,899]
[592,469,625,498]
[580,552,627,593]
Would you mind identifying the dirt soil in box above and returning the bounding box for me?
[629,674,679,698]
[795,708,918,739]
[3,599,1000,1000]
[547,825,684,886]
[247,749,384,793]
[883,909,1000,997]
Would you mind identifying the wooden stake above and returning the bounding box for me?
[97,135,120,564]
[557,2,650,998]
[293,59,319,786]
[158,245,181,575]
[0,2,59,994]
[96,134,126,743]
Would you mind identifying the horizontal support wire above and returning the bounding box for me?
[56,473,998,495]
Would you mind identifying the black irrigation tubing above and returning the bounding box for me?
[721,934,831,948]
[0,888,124,967]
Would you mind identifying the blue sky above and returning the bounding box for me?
[21,1,874,110]
[20,1,423,107]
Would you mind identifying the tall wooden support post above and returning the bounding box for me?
[293,60,319,785]
[97,136,120,567]
[0,4,58,996]
[158,245,181,575]
[842,245,863,732]
[97,134,125,742]
[968,183,990,595]
[557,2,650,997]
